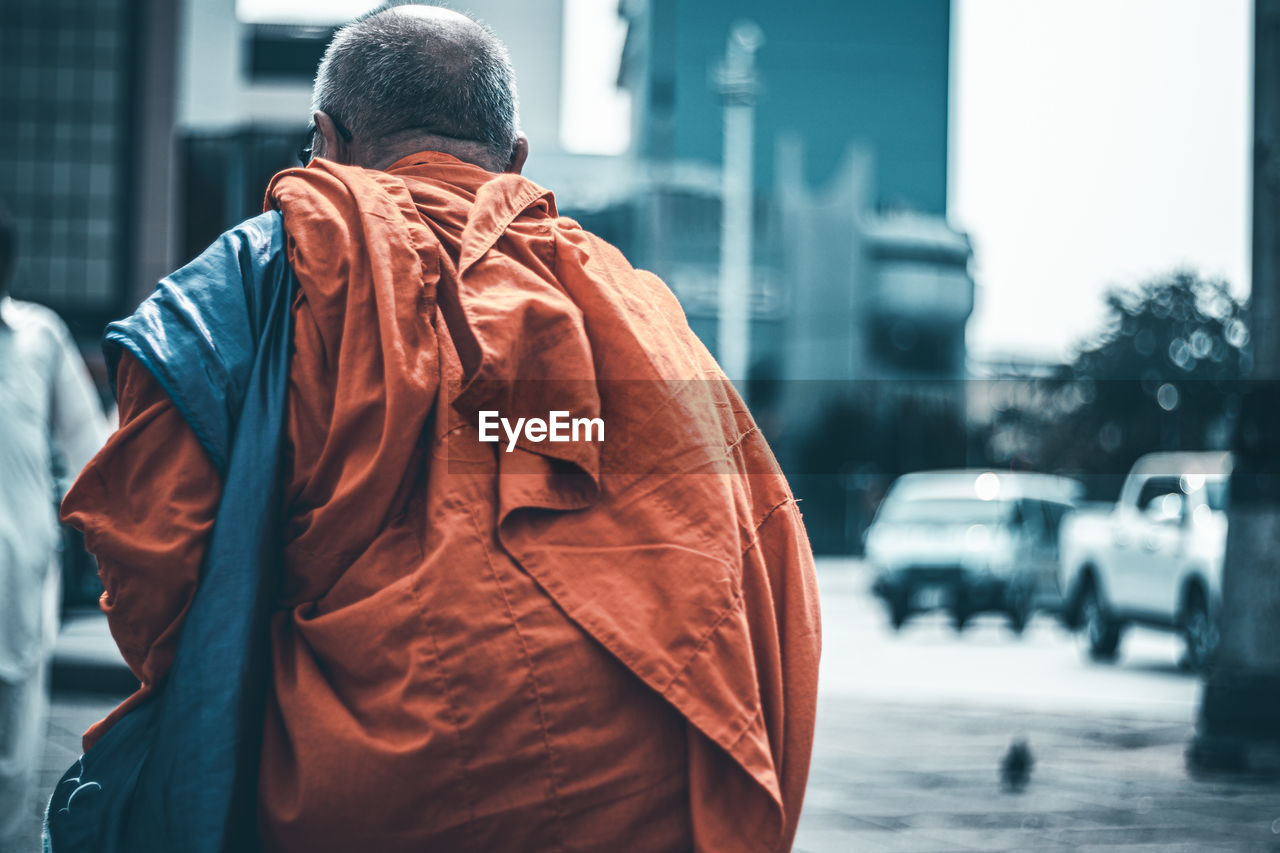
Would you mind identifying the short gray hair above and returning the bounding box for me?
[312,2,520,163]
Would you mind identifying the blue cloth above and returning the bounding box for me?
[45,212,295,853]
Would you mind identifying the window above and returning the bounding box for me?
[0,0,131,314]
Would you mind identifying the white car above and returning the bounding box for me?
[1058,451,1231,669]
[866,470,1082,632]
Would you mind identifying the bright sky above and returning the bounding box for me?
[559,0,630,155]
[951,0,1252,362]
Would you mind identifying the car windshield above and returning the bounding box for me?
[877,497,1012,526]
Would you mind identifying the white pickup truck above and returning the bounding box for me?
[1058,452,1231,669]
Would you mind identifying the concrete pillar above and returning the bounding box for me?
[716,21,763,386]
[1189,0,1280,774]
[129,0,179,308]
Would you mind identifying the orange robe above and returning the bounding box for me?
[62,152,820,852]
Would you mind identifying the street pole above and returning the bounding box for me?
[716,21,763,386]
[1189,0,1280,774]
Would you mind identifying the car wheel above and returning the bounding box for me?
[888,596,910,631]
[1060,580,1086,630]
[1006,584,1032,636]
[1081,581,1122,661]
[950,589,971,632]
[1179,590,1217,671]
[1007,599,1029,635]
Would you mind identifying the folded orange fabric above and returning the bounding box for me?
[63,151,820,852]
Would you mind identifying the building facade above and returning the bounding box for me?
[602,0,971,550]
[4,0,972,553]
[0,0,176,343]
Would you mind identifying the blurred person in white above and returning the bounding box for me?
[0,202,108,851]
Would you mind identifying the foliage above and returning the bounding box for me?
[992,270,1249,489]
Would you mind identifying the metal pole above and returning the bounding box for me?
[1189,0,1280,775]
[716,21,763,385]
[1252,0,1280,377]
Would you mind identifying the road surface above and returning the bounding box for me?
[817,559,1199,721]
[795,560,1279,852]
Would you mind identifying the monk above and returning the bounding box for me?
[60,4,820,851]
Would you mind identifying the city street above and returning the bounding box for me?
[23,559,1280,851]
[815,560,1199,721]
[796,561,1280,851]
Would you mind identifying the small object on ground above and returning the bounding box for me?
[1000,737,1034,792]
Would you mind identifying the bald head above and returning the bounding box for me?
[310,2,523,172]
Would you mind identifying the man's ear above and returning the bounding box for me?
[313,111,350,164]
[505,133,529,175]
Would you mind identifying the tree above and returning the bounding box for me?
[990,271,1249,494]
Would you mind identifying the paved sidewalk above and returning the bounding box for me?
[796,697,1280,851]
[39,610,134,811]
[49,609,134,694]
[25,611,1280,851]
[12,691,124,851]
[8,614,132,851]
